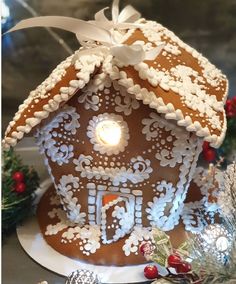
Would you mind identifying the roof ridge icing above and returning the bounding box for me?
[3,20,228,149]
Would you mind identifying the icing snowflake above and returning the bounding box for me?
[45,206,101,256]
[163,43,181,56]
[57,174,86,225]
[87,113,130,155]
[169,65,223,129]
[62,225,101,255]
[201,58,225,87]
[35,105,80,165]
[146,181,176,231]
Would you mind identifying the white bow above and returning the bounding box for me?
[91,0,141,30]
[6,0,163,65]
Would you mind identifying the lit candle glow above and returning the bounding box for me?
[96,120,122,146]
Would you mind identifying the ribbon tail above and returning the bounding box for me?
[5,16,112,44]
[6,16,83,34]
[111,44,145,66]
[94,7,109,22]
[118,5,141,23]
[145,44,165,61]
[112,0,120,24]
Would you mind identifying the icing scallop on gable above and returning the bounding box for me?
[3,13,228,150]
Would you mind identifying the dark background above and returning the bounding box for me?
[2,0,236,131]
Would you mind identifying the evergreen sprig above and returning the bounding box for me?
[220,117,236,159]
[2,148,40,235]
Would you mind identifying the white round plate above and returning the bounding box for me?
[16,179,166,283]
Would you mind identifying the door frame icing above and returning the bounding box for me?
[87,183,143,242]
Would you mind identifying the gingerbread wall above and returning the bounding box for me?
[35,69,203,245]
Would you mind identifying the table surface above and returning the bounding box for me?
[2,231,66,284]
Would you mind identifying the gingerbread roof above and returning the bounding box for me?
[3,20,228,149]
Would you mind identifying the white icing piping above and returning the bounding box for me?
[73,154,153,186]
[101,196,123,244]
[3,20,228,149]
[3,53,104,149]
[106,62,226,148]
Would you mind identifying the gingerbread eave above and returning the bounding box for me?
[2,20,228,149]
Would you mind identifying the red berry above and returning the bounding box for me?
[167,254,182,269]
[12,171,24,182]
[203,148,216,162]
[226,99,232,107]
[139,242,153,256]
[176,261,192,273]
[144,265,159,279]
[227,111,236,118]
[202,141,210,151]
[232,96,236,104]
[15,182,26,193]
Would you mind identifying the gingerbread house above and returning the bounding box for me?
[3,1,228,265]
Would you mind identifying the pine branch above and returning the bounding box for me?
[2,149,40,235]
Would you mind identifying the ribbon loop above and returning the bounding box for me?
[112,0,120,24]
[7,16,112,44]
[94,7,110,24]
[118,5,141,23]
[111,44,145,65]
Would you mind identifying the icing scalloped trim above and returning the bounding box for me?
[3,53,104,149]
[105,60,226,148]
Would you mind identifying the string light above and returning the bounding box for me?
[200,224,232,263]
[96,120,121,146]
[1,1,10,25]
[215,236,229,252]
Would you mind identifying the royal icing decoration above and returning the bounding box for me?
[36,105,80,165]
[73,154,153,186]
[56,174,86,225]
